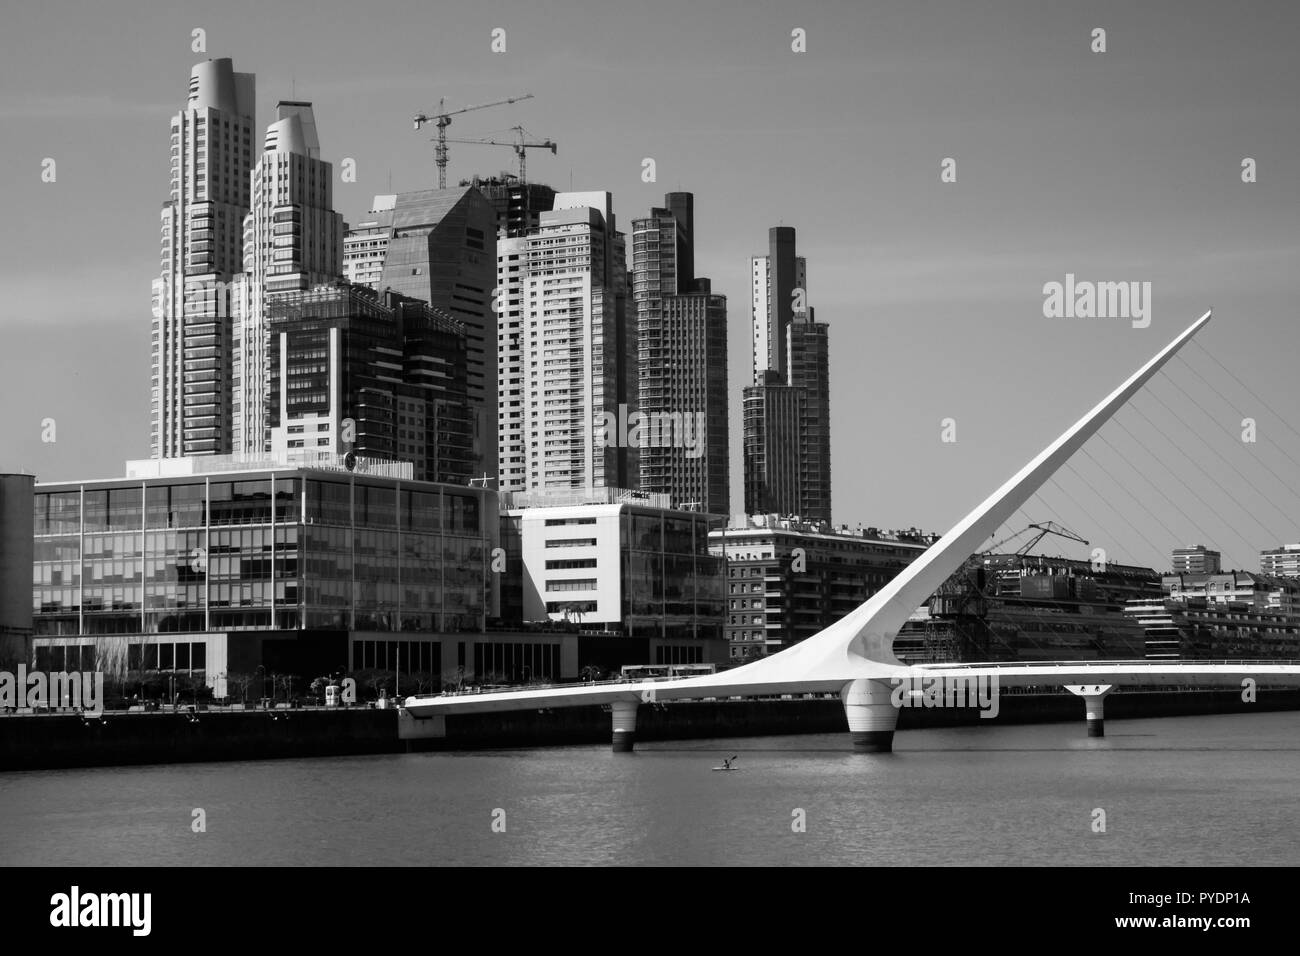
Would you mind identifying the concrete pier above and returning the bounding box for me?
[1065,684,1114,737]
[841,678,899,753]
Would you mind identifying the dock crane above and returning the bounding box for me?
[442,125,557,184]
[924,520,1093,657]
[983,521,1089,557]
[413,94,533,189]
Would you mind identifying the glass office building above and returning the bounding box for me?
[31,465,497,683]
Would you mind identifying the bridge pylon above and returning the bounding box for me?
[1065,684,1115,737]
[842,679,899,752]
[611,699,638,752]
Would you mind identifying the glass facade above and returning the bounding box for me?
[621,508,723,641]
[33,470,492,639]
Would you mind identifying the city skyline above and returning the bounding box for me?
[4,0,1300,575]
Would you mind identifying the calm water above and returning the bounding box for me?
[2,711,1298,866]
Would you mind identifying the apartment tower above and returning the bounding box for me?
[498,192,634,493]
[151,58,255,458]
[742,226,832,522]
[630,192,729,514]
[231,101,345,455]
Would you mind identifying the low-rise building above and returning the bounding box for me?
[500,489,726,672]
[898,553,1163,663]
[26,458,589,692]
[1172,544,1221,575]
[1123,571,1300,659]
[1260,544,1300,577]
[708,515,937,662]
[1,473,35,666]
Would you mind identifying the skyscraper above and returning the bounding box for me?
[499,192,635,494]
[743,226,832,522]
[496,231,530,493]
[231,101,344,456]
[485,178,557,494]
[151,58,255,458]
[631,193,729,514]
[342,187,498,480]
[751,226,805,386]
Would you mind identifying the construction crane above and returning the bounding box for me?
[927,520,1092,640]
[983,521,1089,557]
[413,94,533,188]
[442,125,557,183]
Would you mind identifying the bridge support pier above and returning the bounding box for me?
[841,678,899,753]
[610,700,638,752]
[1065,684,1114,737]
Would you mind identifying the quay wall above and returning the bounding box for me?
[2,688,1297,770]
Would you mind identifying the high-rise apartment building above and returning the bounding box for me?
[231,101,344,456]
[478,178,557,494]
[630,193,729,514]
[341,196,396,289]
[496,232,530,493]
[742,227,831,522]
[787,320,831,521]
[496,192,635,494]
[151,58,255,458]
[265,283,477,484]
[751,226,805,385]
[341,188,498,480]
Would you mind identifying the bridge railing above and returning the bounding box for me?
[914,659,1300,670]
[403,660,1300,703]
[404,675,671,702]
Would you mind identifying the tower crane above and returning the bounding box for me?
[442,125,557,183]
[413,94,533,189]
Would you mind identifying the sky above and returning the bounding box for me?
[2,0,1299,573]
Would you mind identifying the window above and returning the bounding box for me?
[545,558,597,570]
[545,538,596,548]
[545,579,596,592]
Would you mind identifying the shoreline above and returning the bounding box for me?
[2,686,1296,772]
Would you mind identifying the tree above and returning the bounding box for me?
[355,669,394,701]
[272,673,295,703]
[579,664,605,683]
[226,672,256,706]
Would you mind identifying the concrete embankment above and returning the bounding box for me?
[0,708,401,770]
[436,687,1300,748]
[2,688,1297,770]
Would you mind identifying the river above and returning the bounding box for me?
[2,711,1297,866]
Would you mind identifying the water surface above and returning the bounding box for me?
[2,711,1297,866]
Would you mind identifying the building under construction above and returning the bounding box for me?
[896,552,1164,664]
